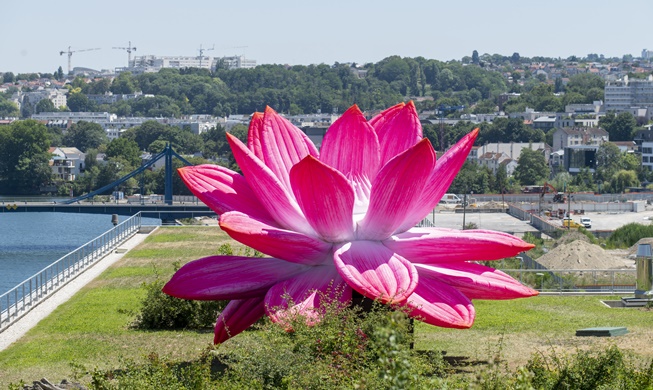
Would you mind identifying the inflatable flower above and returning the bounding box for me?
[163,102,537,343]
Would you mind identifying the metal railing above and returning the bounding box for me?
[501,268,637,294]
[0,212,145,333]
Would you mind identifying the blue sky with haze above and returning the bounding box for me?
[2,0,652,73]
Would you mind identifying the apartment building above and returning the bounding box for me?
[604,75,653,119]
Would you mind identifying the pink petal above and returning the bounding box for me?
[251,106,319,192]
[372,101,423,167]
[219,211,332,265]
[397,129,479,232]
[406,277,475,329]
[265,266,352,324]
[320,105,380,181]
[290,155,355,242]
[162,256,308,300]
[246,111,264,157]
[368,102,405,129]
[227,132,314,235]
[384,227,535,264]
[357,139,436,240]
[177,165,275,223]
[214,297,265,344]
[415,263,539,300]
[333,241,418,304]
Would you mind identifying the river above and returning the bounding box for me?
[0,211,153,296]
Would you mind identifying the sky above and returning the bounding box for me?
[2,0,653,74]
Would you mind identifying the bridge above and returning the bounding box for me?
[0,201,214,220]
[1,144,217,220]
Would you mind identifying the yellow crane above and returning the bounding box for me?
[59,46,101,74]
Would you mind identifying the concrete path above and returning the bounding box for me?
[0,229,154,352]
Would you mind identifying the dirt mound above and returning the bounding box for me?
[537,240,630,269]
[553,231,591,248]
[627,237,653,256]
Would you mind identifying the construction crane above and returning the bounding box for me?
[197,44,215,69]
[59,46,101,74]
[112,41,137,67]
[437,104,465,151]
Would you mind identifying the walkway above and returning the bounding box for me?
[0,229,155,352]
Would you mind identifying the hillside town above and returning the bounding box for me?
[3,50,653,196]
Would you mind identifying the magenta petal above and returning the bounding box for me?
[333,241,417,304]
[178,165,275,223]
[246,111,265,158]
[219,211,332,265]
[265,266,352,324]
[415,263,539,300]
[214,297,265,344]
[254,106,319,192]
[384,227,535,263]
[227,132,314,235]
[358,139,436,240]
[162,256,308,300]
[398,129,479,231]
[290,156,355,242]
[369,102,404,129]
[406,277,475,329]
[373,101,423,167]
[320,105,380,181]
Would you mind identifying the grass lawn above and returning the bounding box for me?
[1,226,652,387]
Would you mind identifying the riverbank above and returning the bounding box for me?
[0,229,154,352]
[0,226,245,387]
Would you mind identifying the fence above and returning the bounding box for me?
[0,212,145,333]
[501,268,637,294]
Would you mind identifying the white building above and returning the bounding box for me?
[552,127,609,150]
[49,147,85,181]
[127,54,256,73]
[14,89,67,113]
[472,142,551,163]
[604,75,653,119]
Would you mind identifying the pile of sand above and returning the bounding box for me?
[627,237,653,256]
[536,240,631,269]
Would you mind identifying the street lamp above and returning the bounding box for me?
[516,256,523,282]
[536,272,545,291]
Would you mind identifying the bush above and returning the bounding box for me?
[607,223,653,248]
[131,262,225,330]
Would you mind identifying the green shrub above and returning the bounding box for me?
[607,223,653,248]
[131,263,225,330]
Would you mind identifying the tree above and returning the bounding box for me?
[105,137,141,167]
[511,52,521,64]
[35,98,56,114]
[449,161,490,194]
[67,93,96,112]
[610,170,639,193]
[596,142,624,182]
[472,50,479,64]
[599,112,636,141]
[514,148,548,185]
[54,66,64,81]
[3,72,15,83]
[0,120,52,194]
[0,99,19,117]
[62,121,107,152]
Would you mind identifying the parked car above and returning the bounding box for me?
[580,217,592,228]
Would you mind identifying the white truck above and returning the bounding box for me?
[439,194,463,204]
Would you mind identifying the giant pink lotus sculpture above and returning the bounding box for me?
[163,102,537,343]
